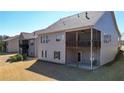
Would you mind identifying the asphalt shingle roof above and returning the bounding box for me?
[37,11,120,37]
[20,32,37,40]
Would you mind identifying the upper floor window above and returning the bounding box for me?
[104,33,111,43]
[30,42,34,45]
[6,42,8,46]
[56,33,64,41]
[30,40,34,45]
[41,35,49,43]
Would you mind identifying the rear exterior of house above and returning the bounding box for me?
[37,31,66,64]
[3,36,19,53]
[37,11,120,69]
[19,32,38,57]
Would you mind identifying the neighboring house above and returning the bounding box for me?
[37,11,121,70]
[19,32,38,57]
[120,40,124,45]
[3,36,19,53]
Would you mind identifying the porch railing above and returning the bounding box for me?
[66,40,100,48]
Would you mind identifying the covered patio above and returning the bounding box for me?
[65,28,101,70]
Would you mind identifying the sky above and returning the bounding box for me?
[0,11,79,36]
[0,11,124,39]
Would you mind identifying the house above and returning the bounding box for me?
[120,40,124,45]
[37,11,121,70]
[19,32,38,57]
[3,35,19,53]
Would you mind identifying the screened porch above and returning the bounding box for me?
[65,28,101,70]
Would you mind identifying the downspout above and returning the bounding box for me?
[90,27,93,70]
[76,31,79,67]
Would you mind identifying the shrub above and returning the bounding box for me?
[10,56,17,62]
[22,54,27,60]
[15,54,23,61]
[8,54,27,62]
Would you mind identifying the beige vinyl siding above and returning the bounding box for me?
[94,12,119,65]
[6,37,19,53]
[37,31,66,64]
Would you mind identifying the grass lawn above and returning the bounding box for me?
[0,48,124,81]
[0,60,55,81]
[0,54,54,80]
[0,52,4,55]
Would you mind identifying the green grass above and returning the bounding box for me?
[0,52,5,55]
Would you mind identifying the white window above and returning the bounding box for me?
[41,35,49,43]
[45,50,47,58]
[30,40,34,45]
[41,50,47,58]
[54,51,60,60]
[46,35,49,43]
[41,50,44,57]
[56,33,64,41]
[104,33,111,43]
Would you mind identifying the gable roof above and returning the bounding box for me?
[38,11,105,34]
[3,35,19,42]
[37,11,120,37]
[20,32,37,40]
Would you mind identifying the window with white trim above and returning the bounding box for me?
[41,50,44,57]
[41,35,49,43]
[56,33,64,41]
[45,50,47,58]
[104,34,111,43]
[30,40,34,45]
[54,51,60,60]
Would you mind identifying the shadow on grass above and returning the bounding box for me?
[26,50,124,81]
[104,50,124,66]
[26,60,90,81]
[6,58,35,63]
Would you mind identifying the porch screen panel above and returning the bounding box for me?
[66,31,76,47]
[78,30,91,47]
[93,29,101,48]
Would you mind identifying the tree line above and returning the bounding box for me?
[0,35,9,52]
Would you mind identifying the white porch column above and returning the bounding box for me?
[90,27,93,70]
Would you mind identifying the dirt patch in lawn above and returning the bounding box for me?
[0,53,16,62]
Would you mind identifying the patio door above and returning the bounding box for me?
[77,52,82,63]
